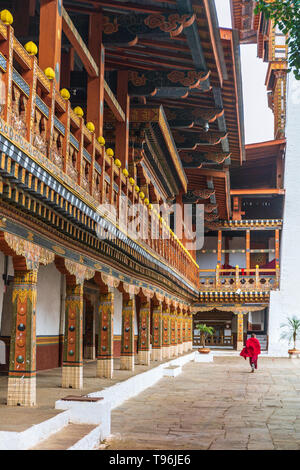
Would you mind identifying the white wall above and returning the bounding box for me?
[36,263,62,336]
[113,288,122,335]
[269,74,300,356]
[228,237,246,267]
[197,236,223,269]
[0,254,14,336]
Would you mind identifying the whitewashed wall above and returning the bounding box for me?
[0,254,14,336]
[36,263,62,336]
[228,237,246,267]
[269,74,300,356]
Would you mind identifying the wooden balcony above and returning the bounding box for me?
[0,22,199,289]
[199,266,279,293]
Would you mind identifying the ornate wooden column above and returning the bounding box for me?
[7,269,38,407]
[182,312,187,352]
[94,273,119,379]
[0,233,54,407]
[236,313,244,351]
[187,313,193,350]
[177,308,183,355]
[55,258,95,389]
[152,301,163,361]
[62,277,84,389]
[97,289,114,378]
[162,303,171,359]
[170,305,178,357]
[138,300,151,366]
[120,284,138,370]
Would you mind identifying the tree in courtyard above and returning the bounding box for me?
[255,1,300,80]
[280,316,300,349]
[196,324,214,348]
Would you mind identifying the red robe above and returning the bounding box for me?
[240,338,261,368]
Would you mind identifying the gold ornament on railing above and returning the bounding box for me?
[73,106,84,117]
[0,10,13,25]
[148,203,153,210]
[60,88,70,100]
[86,122,95,132]
[97,136,105,146]
[24,41,38,56]
[129,177,135,185]
[114,158,121,168]
[134,185,140,193]
[144,198,149,206]
[139,191,145,200]
[106,148,114,157]
[122,168,129,177]
[44,67,55,80]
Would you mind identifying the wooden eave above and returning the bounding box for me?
[130,105,188,194]
[185,168,231,220]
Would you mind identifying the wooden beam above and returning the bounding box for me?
[230,188,285,196]
[217,230,222,265]
[246,229,250,270]
[62,6,99,78]
[115,71,130,168]
[39,0,62,87]
[275,229,280,266]
[104,80,125,122]
[61,48,74,88]
[87,12,105,136]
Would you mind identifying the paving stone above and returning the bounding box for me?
[103,357,300,451]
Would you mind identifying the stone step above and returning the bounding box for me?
[30,424,96,450]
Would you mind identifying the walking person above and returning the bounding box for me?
[240,333,261,372]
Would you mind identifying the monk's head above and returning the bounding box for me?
[251,333,256,338]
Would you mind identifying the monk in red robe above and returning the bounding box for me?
[240,333,261,372]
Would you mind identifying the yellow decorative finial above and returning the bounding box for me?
[44,67,55,80]
[60,88,70,100]
[0,10,13,25]
[24,41,38,56]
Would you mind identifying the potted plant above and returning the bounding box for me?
[196,323,214,354]
[280,316,300,356]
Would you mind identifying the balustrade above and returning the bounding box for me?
[0,21,199,288]
[199,265,280,292]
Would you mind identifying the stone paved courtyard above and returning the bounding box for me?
[103,356,300,450]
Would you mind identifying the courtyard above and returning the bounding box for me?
[103,356,300,451]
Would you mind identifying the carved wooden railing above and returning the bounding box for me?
[193,335,233,346]
[0,21,199,288]
[199,266,280,292]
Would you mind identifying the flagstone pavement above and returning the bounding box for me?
[103,356,300,450]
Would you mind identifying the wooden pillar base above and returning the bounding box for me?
[62,365,83,389]
[152,348,162,361]
[162,346,171,359]
[138,350,150,366]
[120,355,134,371]
[97,358,113,379]
[7,376,36,407]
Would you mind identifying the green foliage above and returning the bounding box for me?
[196,323,214,347]
[255,1,300,80]
[280,316,300,348]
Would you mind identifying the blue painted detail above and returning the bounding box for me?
[35,95,49,118]
[113,182,119,193]
[54,116,65,136]
[105,173,110,184]
[94,161,102,174]
[12,69,30,96]
[69,133,79,151]
[0,53,7,72]
[83,148,92,163]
